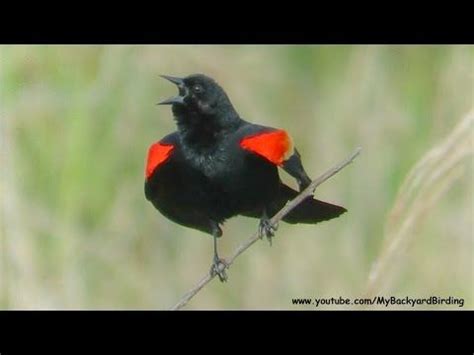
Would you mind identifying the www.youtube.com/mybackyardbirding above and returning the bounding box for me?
[144,74,346,282]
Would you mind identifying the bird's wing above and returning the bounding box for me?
[144,132,179,181]
[237,124,311,190]
[238,124,294,166]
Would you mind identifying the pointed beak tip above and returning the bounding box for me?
[159,75,185,106]
[160,75,184,86]
[157,96,185,106]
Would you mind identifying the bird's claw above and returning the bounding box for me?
[210,256,228,282]
[258,219,278,246]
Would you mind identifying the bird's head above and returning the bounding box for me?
[158,74,239,129]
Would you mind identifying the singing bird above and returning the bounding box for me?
[145,74,346,281]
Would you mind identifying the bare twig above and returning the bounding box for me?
[170,147,362,310]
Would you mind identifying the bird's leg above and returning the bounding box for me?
[209,222,228,282]
[258,208,278,246]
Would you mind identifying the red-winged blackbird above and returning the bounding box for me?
[145,74,346,281]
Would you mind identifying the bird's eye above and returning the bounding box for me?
[192,85,203,94]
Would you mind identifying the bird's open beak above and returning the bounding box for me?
[157,95,185,105]
[160,75,184,86]
[157,75,186,105]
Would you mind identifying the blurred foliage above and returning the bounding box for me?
[0,45,472,309]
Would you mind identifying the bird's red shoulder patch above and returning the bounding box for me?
[240,129,294,166]
[145,142,174,179]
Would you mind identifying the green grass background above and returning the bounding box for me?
[1,45,472,309]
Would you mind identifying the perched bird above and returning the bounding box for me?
[145,74,346,281]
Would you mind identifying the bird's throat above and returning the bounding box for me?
[175,109,242,150]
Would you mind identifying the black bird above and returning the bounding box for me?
[145,74,346,281]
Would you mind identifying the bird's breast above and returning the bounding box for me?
[182,144,230,180]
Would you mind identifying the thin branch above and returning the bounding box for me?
[170,147,362,310]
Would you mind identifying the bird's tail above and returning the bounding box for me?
[275,183,347,224]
